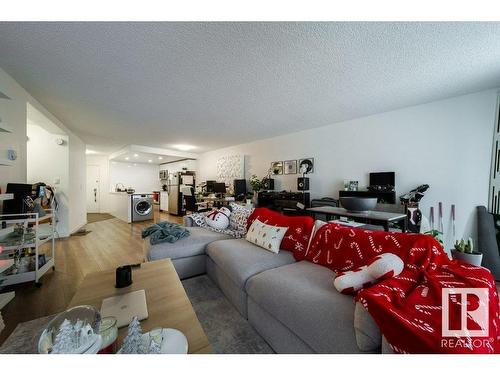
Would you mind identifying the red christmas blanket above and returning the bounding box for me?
[306,224,500,353]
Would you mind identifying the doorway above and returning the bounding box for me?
[86,165,100,213]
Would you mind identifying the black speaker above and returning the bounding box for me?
[297,177,309,191]
[234,179,247,196]
[262,178,274,190]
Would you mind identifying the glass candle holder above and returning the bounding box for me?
[98,317,118,354]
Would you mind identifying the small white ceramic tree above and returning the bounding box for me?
[121,316,145,354]
[148,338,162,354]
[52,319,75,354]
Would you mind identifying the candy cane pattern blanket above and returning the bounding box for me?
[306,224,500,353]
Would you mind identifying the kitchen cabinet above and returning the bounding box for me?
[160,191,169,212]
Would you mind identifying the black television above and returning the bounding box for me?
[214,183,227,194]
[369,172,395,187]
[1,183,34,216]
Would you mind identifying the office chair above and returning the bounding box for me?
[183,187,210,214]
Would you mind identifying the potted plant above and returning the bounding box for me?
[249,175,263,205]
[424,229,444,247]
[451,237,483,266]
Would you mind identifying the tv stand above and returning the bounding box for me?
[339,190,396,204]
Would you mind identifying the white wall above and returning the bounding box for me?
[160,159,197,174]
[27,124,70,236]
[0,68,29,189]
[198,90,498,251]
[0,66,87,234]
[69,135,87,232]
[109,161,161,193]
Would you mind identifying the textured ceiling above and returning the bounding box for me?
[1,22,500,153]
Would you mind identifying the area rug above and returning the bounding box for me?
[182,275,274,354]
[87,213,115,224]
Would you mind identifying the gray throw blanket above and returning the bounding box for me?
[141,221,190,245]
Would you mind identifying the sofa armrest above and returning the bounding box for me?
[183,216,200,227]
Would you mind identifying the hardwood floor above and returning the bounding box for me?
[0,207,182,346]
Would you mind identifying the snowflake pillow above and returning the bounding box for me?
[229,202,253,233]
[246,219,288,254]
[189,212,208,227]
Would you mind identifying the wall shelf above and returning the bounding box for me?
[0,115,12,133]
[0,158,13,167]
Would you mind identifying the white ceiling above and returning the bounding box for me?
[27,103,67,135]
[107,144,197,165]
[1,22,500,153]
[109,152,183,165]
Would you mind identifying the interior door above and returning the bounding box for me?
[86,165,100,213]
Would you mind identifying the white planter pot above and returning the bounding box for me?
[451,250,483,267]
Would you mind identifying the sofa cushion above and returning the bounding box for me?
[247,207,314,253]
[206,238,296,289]
[246,261,361,353]
[354,301,381,351]
[146,227,232,261]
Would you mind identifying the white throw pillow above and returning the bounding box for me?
[246,219,288,254]
[205,207,231,230]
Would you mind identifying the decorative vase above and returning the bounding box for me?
[252,191,259,205]
[451,250,483,267]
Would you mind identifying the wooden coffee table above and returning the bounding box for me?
[68,259,211,354]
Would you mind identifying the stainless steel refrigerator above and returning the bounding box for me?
[167,171,196,216]
[167,172,182,216]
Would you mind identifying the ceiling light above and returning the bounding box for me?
[158,156,163,160]
[133,163,137,166]
[86,149,97,155]
[173,144,196,151]
[134,154,139,157]
[125,157,129,160]
[148,160,153,163]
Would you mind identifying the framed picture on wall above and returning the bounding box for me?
[271,161,283,175]
[284,160,297,175]
[298,158,314,174]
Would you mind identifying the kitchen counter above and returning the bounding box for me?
[108,192,131,223]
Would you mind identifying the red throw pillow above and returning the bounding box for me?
[247,208,314,253]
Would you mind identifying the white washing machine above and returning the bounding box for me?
[131,194,154,222]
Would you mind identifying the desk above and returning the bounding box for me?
[199,196,235,208]
[307,206,407,232]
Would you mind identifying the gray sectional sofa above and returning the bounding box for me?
[143,217,380,353]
